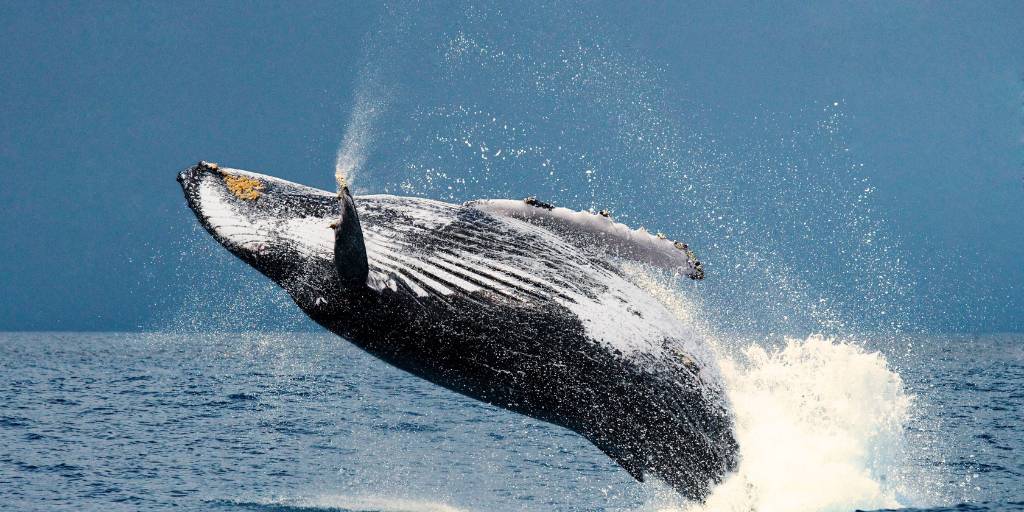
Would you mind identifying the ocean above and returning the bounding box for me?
[1,331,1021,512]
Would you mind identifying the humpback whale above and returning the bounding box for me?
[177,161,737,500]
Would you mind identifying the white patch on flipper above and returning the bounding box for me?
[492,216,705,357]
[468,198,702,278]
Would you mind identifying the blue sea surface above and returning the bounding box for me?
[1,332,1021,512]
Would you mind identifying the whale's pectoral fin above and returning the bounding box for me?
[466,198,704,280]
[333,186,369,287]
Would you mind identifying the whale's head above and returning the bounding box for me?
[177,162,343,306]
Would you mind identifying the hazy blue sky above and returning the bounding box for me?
[1,1,1021,332]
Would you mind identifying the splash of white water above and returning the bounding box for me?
[335,74,387,191]
[676,335,913,512]
[624,267,920,512]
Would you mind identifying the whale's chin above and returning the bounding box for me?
[177,162,341,286]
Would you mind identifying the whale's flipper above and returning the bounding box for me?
[333,186,369,287]
[466,199,704,279]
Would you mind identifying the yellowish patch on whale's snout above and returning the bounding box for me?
[224,174,264,201]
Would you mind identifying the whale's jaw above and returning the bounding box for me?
[177,162,342,298]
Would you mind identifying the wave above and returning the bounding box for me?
[222,495,467,512]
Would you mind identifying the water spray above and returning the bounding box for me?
[335,73,388,193]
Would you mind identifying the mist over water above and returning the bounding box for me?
[335,71,388,192]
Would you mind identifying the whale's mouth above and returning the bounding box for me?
[177,162,339,281]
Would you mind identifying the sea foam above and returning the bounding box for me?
[625,267,916,512]
[676,335,912,512]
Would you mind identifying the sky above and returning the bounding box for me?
[0,1,1021,333]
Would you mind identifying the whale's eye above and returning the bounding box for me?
[224,175,264,201]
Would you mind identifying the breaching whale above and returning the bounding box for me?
[177,161,737,500]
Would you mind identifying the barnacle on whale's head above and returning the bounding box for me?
[224,174,265,201]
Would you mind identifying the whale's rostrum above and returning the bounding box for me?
[177,161,737,500]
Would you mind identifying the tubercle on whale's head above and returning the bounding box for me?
[177,162,344,308]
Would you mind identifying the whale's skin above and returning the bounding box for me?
[177,163,738,500]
